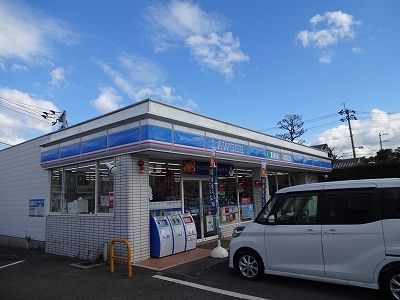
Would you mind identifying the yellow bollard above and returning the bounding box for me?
[109,239,133,278]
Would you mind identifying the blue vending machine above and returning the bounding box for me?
[150,216,173,258]
[167,215,185,254]
[179,214,197,251]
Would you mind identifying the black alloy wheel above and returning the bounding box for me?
[383,268,400,300]
[235,249,264,281]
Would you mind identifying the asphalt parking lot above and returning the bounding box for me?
[0,246,384,300]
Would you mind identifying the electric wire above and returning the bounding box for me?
[0,141,12,146]
[0,95,60,114]
[0,101,51,124]
[0,95,61,125]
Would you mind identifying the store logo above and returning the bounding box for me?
[268,151,280,160]
[208,138,246,155]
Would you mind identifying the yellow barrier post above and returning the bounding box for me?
[109,239,132,278]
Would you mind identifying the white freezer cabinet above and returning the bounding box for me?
[67,199,88,214]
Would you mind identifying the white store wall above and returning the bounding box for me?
[0,137,49,244]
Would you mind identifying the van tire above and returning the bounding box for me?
[382,267,400,300]
[234,249,264,281]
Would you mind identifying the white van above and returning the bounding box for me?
[229,178,400,299]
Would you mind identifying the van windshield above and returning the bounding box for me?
[255,194,279,224]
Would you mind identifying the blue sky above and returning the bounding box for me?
[0,0,399,158]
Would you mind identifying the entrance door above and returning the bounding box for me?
[183,179,217,241]
[201,180,218,239]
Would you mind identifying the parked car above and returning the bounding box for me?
[229,178,400,299]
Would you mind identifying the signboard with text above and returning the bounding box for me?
[29,199,44,217]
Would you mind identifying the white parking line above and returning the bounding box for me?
[153,275,270,300]
[0,260,25,269]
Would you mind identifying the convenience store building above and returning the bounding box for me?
[0,100,331,262]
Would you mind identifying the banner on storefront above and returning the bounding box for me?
[183,161,233,177]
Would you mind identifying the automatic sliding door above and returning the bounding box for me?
[183,180,202,239]
[202,180,217,239]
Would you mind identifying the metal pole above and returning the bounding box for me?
[379,133,383,150]
[347,113,356,158]
[214,166,221,239]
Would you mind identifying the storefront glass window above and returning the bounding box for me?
[149,161,181,202]
[50,168,63,212]
[64,163,96,214]
[97,159,115,213]
[237,169,254,222]
[50,158,115,215]
[218,170,238,225]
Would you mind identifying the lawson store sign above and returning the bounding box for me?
[41,124,331,170]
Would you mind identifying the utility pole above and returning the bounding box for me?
[339,105,357,158]
[379,132,389,150]
[41,110,68,130]
[58,110,68,129]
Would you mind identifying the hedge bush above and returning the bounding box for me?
[326,161,400,181]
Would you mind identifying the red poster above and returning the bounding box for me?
[108,192,114,208]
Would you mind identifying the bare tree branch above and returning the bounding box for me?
[276,114,307,142]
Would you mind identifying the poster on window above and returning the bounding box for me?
[206,215,215,232]
[108,192,114,208]
[241,203,254,220]
[165,169,175,198]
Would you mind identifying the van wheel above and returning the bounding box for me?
[383,268,400,300]
[234,249,264,281]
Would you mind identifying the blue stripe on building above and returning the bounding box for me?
[40,124,332,170]
[248,146,266,158]
[59,143,81,159]
[41,148,59,163]
[108,127,139,148]
[141,124,172,143]
[81,136,107,154]
[174,130,205,148]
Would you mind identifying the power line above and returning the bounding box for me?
[0,101,51,124]
[0,94,67,128]
[0,141,12,147]
[0,96,59,113]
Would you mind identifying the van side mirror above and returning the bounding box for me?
[267,215,276,225]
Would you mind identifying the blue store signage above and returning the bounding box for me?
[41,123,332,170]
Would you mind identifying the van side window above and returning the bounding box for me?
[379,188,400,219]
[326,191,376,224]
[275,194,319,225]
[254,195,279,224]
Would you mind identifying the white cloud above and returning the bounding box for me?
[0,0,77,64]
[145,1,248,78]
[0,59,5,71]
[315,109,400,158]
[318,51,334,64]
[96,60,136,97]
[96,54,198,112]
[50,67,66,87]
[0,87,59,147]
[10,63,28,72]
[118,53,165,85]
[297,11,360,63]
[91,87,122,114]
[186,32,249,78]
[352,46,362,54]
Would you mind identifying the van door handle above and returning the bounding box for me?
[324,229,337,235]
[304,229,319,234]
